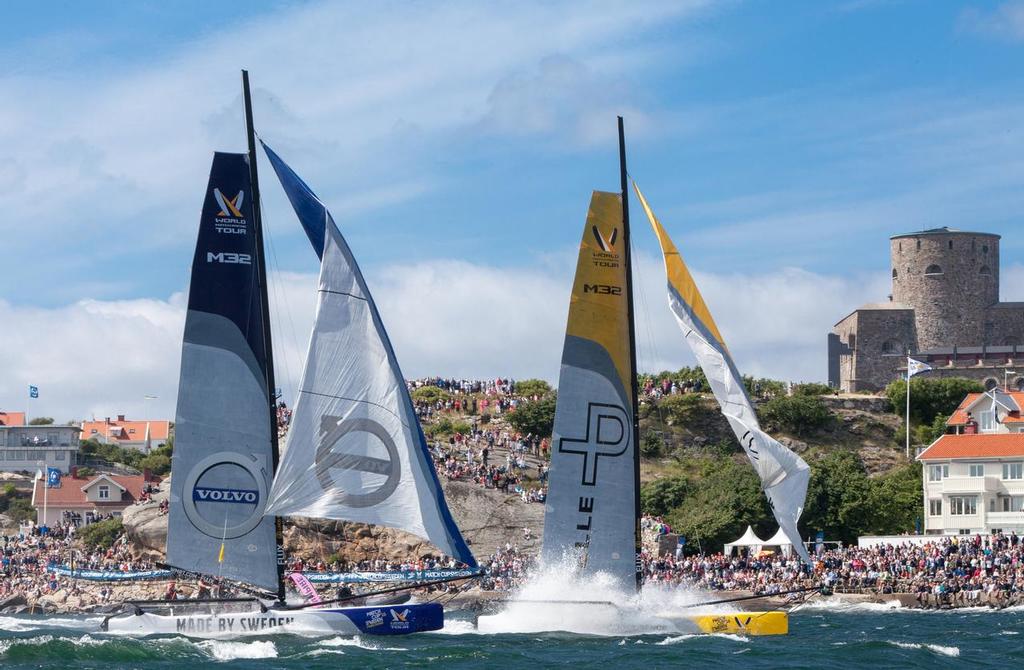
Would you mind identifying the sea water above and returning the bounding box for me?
[0,602,1022,668]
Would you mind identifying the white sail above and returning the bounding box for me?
[261,144,475,567]
[634,182,812,563]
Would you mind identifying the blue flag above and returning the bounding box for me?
[46,467,61,488]
[29,385,39,398]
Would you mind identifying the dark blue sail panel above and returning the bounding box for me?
[261,140,327,260]
[260,142,476,568]
[167,152,279,592]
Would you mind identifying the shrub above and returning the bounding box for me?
[792,382,834,396]
[507,395,558,437]
[411,386,450,405]
[640,477,691,517]
[515,379,552,398]
[657,394,704,426]
[758,395,832,436]
[639,431,665,458]
[79,518,123,550]
[885,377,984,424]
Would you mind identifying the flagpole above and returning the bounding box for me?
[905,367,911,459]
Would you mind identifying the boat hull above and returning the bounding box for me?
[102,602,443,637]
[688,611,788,636]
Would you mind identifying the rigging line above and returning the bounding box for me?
[298,389,409,427]
[259,190,302,408]
[629,235,671,432]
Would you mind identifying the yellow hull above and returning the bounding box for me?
[688,611,788,636]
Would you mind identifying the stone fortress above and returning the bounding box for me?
[829,227,1024,393]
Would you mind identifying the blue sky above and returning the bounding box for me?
[2,0,1024,419]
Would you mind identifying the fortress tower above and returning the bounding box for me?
[829,228,1023,393]
[890,230,1000,350]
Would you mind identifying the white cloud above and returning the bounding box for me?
[959,2,1024,41]
[0,255,884,422]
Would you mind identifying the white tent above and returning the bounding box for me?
[723,525,766,556]
[762,527,794,556]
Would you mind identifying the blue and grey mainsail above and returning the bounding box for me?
[166,152,279,592]
[541,192,638,587]
[260,143,476,567]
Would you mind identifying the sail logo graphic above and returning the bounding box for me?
[591,225,618,252]
[182,452,269,539]
[314,416,401,508]
[215,188,244,217]
[213,188,247,234]
[192,486,259,504]
[558,402,630,486]
[389,608,411,630]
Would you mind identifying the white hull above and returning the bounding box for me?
[103,601,444,637]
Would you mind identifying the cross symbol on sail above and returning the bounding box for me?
[557,403,630,486]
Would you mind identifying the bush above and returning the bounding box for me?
[640,477,691,517]
[885,377,984,425]
[657,394,704,426]
[758,395,832,436]
[792,382,834,396]
[78,517,123,550]
[507,395,558,437]
[139,453,171,476]
[479,413,491,425]
[411,386,450,405]
[914,413,950,447]
[4,498,34,524]
[28,417,55,425]
[515,379,552,398]
[639,431,665,457]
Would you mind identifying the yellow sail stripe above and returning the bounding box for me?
[632,181,729,353]
[564,191,632,398]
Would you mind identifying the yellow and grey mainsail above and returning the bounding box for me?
[541,191,639,586]
[634,182,812,563]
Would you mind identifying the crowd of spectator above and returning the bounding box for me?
[429,427,547,503]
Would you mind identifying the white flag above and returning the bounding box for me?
[907,357,932,378]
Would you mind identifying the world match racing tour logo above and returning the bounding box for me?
[590,225,620,271]
[213,188,247,234]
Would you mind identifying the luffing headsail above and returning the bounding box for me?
[167,152,279,592]
[260,143,476,568]
[541,191,638,587]
[633,182,812,563]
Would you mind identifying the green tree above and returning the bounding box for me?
[885,377,983,424]
[667,459,771,551]
[411,386,450,405]
[865,462,922,535]
[507,394,558,437]
[758,395,832,436]
[79,518,124,550]
[914,413,949,447]
[657,393,705,426]
[802,451,872,544]
[515,379,552,398]
[28,417,54,425]
[139,453,171,476]
[640,476,691,517]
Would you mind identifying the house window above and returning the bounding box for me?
[1001,496,1024,512]
[54,451,65,462]
[929,499,942,516]
[98,485,110,500]
[968,463,985,477]
[90,429,97,434]
[949,496,978,515]
[892,268,898,280]
[979,411,996,432]
[928,464,949,481]
[128,428,136,434]
[980,265,992,276]
[1003,463,1023,480]
[959,528,972,534]
[882,339,902,354]
[948,240,954,250]
[925,264,943,276]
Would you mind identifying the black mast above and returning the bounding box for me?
[241,70,286,604]
[618,116,643,592]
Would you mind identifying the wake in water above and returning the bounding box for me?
[473,560,742,636]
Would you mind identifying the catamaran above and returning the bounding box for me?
[103,71,477,637]
[479,117,810,637]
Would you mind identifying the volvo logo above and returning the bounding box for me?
[314,416,401,508]
[182,452,269,539]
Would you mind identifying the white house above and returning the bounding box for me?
[918,388,1024,535]
[0,424,81,474]
[31,469,159,527]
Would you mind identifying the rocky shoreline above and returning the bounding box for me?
[4,583,1021,617]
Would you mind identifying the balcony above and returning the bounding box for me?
[940,476,999,494]
[985,511,1024,526]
